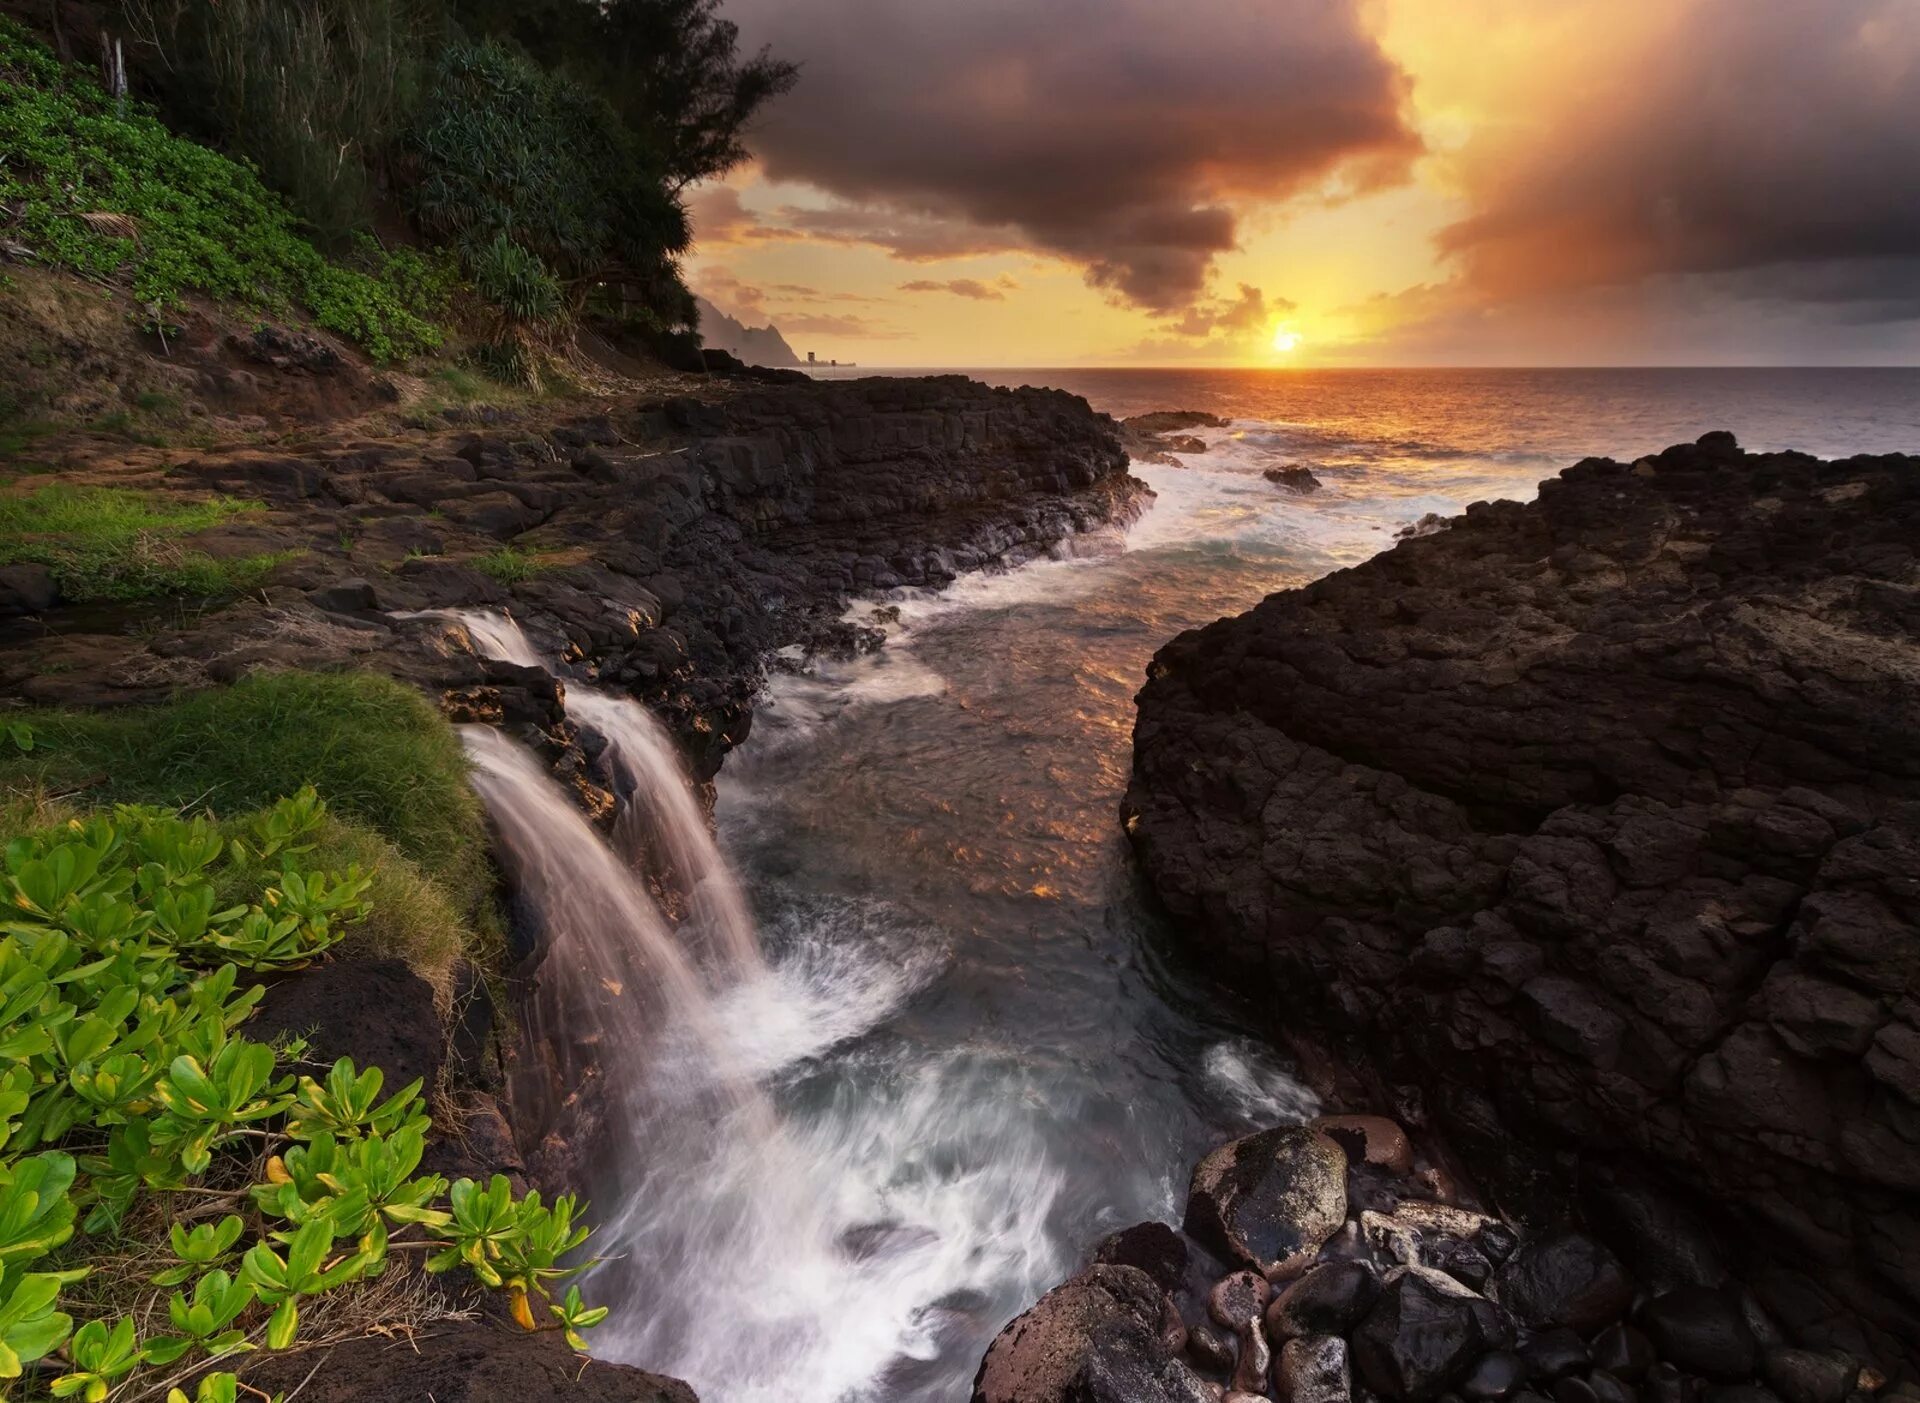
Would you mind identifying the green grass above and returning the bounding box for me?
[0,481,298,601]
[473,546,551,584]
[0,671,488,912]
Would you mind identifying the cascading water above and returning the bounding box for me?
[563,687,761,982]
[429,608,1077,1403]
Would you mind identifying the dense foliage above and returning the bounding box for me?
[450,0,797,192]
[103,0,793,357]
[0,792,603,1399]
[0,20,442,363]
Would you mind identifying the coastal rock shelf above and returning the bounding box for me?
[1123,433,1920,1372]
[2,374,1143,779]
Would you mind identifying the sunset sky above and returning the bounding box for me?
[685,0,1920,368]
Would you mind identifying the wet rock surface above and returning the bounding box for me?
[1122,409,1227,465]
[1125,434,1920,1368]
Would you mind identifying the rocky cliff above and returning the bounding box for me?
[1123,433,1920,1371]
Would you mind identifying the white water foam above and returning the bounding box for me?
[1202,1038,1322,1129]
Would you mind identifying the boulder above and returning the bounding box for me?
[1492,1233,1633,1333]
[1313,1115,1414,1175]
[973,1265,1213,1403]
[1641,1287,1758,1382]
[1185,1127,1350,1276]
[1351,1266,1510,1400]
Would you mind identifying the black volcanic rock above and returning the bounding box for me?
[971,1264,1212,1403]
[1352,1266,1510,1400]
[1124,434,1920,1367]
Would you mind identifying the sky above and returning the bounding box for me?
[685,0,1920,368]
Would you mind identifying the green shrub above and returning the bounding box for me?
[0,484,294,603]
[0,19,441,362]
[0,792,603,1400]
[0,672,487,911]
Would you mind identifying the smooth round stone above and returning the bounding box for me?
[1521,1328,1591,1381]
[1640,1289,1757,1382]
[1494,1234,1634,1334]
[1588,1371,1639,1403]
[1235,1322,1275,1395]
[1591,1326,1655,1384]
[1646,1364,1699,1403]
[1760,1350,1855,1403]
[1462,1353,1530,1401]
[1186,1128,1350,1277]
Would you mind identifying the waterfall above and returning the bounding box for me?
[460,727,736,1160]
[563,688,762,982]
[426,606,1065,1403]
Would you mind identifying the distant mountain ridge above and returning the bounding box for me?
[694,296,802,368]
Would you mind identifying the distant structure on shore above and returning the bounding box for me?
[693,296,801,368]
[806,351,857,368]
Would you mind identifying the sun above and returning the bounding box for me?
[1270,325,1302,354]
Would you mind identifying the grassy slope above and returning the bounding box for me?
[0,671,494,990]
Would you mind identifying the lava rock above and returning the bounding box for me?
[1125,433,1920,1367]
[1265,465,1323,493]
[1494,1234,1634,1334]
[252,959,443,1090]
[1269,1262,1381,1340]
[1096,1221,1191,1293]
[1461,1353,1529,1401]
[1278,1335,1353,1403]
[308,577,378,613]
[242,1319,694,1402]
[1760,1351,1855,1403]
[1185,1127,1350,1277]
[1641,1288,1758,1382]
[1352,1266,1510,1400]
[974,1264,1214,1403]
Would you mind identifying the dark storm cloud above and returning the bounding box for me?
[719,0,1419,312]
[1440,0,1920,320]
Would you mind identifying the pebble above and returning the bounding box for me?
[1590,1325,1655,1383]
[1522,1329,1592,1381]
[1269,1262,1380,1341]
[1212,1271,1274,1329]
[1461,1352,1530,1401]
[1640,1288,1757,1382]
[1276,1334,1353,1403]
